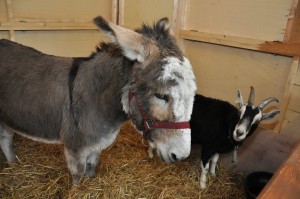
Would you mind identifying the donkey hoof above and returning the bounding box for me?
[85,170,96,178]
[72,175,82,185]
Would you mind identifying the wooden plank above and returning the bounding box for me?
[121,0,174,28]
[0,22,98,30]
[283,0,299,42]
[289,0,300,43]
[281,109,300,129]
[281,114,300,140]
[183,40,291,121]
[12,0,112,22]
[0,31,9,39]
[288,84,300,112]
[258,140,300,199]
[180,30,262,51]
[15,30,106,57]
[187,0,293,41]
[173,0,189,49]
[274,58,300,132]
[118,0,125,25]
[259,41,300,57]
[294,65,300,85]
[111,0,118,24]
[0,0,7,22]
[179,30,300,57]
[5,0,15,41]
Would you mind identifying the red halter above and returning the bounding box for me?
[128,90,190,138]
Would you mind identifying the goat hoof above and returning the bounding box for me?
[200,181,206,189]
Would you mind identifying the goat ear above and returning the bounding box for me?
[236,89,244,108]
[94,16,155,63]
[261,110,280,121]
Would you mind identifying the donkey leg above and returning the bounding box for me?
[0,125,16,163]
[85,151,100,177]
[64,147,86,185]
[209,153,219,177]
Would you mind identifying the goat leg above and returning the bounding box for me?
[209,153,219,177]
[232,147,238,164]
[200,160,210,189]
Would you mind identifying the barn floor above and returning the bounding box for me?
[0,122,296,199]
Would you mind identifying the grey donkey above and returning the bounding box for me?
[0,16,196,183]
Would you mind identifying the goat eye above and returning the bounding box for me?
[154,93,169,102]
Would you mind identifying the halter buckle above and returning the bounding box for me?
[144,119,154,131]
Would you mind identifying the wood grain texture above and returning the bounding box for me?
[12,0,112,22]
[258,140,300,199]
[274,58,299,132]
[289,0,300,43]
[288,84,300,112]
[121,0,174,28]
[183,40,292,131]
[187,0,292,41]
[180,30,300,57]
[14,30,106,57]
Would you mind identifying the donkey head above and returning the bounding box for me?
[233,86,280,141]
[94,17,196,163]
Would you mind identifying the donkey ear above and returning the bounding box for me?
[94,16,152,63]
[157,17,174,35]
[236,89,244,108]
[261,110,280,121]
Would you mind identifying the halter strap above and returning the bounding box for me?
[128,90,190,137]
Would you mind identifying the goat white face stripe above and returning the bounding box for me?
[252,111,262,125]
[239,106,246,119]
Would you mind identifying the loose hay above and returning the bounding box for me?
[0,122,246,198]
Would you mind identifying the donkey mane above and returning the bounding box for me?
[136,21,183,60]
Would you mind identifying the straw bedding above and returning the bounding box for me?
[0,122,245,198]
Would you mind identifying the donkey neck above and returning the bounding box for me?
[71,51,135,125]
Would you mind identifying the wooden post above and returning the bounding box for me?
[118,0,125,25]
[274,57,300,133]
[172,0,189,51]
[112,0,118,24]
[5,0,15,41]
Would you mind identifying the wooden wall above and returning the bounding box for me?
[1,0,299,134]
[176,0,300,132]
[0,0,115,56]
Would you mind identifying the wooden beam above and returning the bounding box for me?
[118,0,125,25]
[283,0,299,42]
[0,22,98,30]
[258,140,300,199]
[259,42,300,57]
[288,0,300,43]
[112,0,118,24]
[5,0,15,41]
[179,30,300,57]
[274,57,300,133]
[173,0,189,50]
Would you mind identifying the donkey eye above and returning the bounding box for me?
[154,93,169,102]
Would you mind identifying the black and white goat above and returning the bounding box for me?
[148,86,280,189]
[190,86,280,188]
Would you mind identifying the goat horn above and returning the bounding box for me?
[247,86,255,105]
[258,97,279,110]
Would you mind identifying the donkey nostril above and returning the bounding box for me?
[237,130,243,137]
[171,153,177,161]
